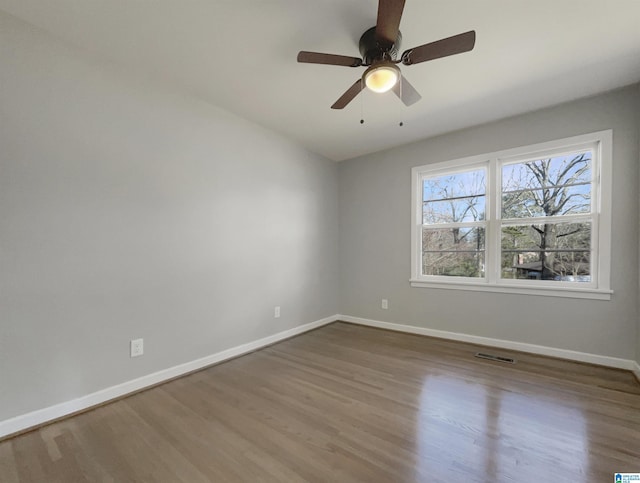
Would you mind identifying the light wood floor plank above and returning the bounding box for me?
[1,321,639,482]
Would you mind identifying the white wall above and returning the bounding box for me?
[339,85,640,361]
[0,11,339,422]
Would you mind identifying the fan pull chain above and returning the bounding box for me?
[360,78,365,124]
[398,75,404,127]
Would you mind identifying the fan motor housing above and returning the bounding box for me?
[359,26,402,65]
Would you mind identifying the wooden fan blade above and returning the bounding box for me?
[401,30,476,66]
[376,0,406,47]
[331,79,364,109]
[297,51,362,67]
[392,75,421,106]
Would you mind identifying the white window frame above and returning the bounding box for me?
[410,130,612,300]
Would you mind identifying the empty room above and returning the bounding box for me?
[1,1,639,482]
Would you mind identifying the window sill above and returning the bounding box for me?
[409,279,612,300]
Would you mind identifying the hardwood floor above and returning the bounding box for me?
[2,321,639,482]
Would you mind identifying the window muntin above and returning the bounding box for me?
[410,131,612,298]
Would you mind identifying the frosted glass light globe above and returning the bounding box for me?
[364,64,400,93]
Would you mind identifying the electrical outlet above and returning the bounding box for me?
[274,306,281,318]
[130,338,144,357]
[381,299,389,310]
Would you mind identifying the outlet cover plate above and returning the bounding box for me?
[130,338,144,357]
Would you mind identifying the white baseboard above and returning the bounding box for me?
[0,315,337,439]
[338,314,638,371]
[633,361,640,381]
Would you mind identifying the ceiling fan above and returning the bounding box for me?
[297,0,476,109]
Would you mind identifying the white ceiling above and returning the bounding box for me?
[2,1,640,161]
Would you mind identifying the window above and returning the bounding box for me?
[410,131,612,299]
[421,168,487,278]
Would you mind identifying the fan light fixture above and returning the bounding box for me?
[363,62,400,93]
[297,0,477,109]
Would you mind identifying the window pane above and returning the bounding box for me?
[423,196,486,224]
[502,184,590,218]
[501,222,591,281]
[423,170,485,202]
[423,227,485,251]
[422,227,485,278]
[501,152,591,219]
[500,251,591,281]
[423,252,485,277]
[501,222,590,250]
[423,169,486,224]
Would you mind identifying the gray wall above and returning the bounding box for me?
[637,83,640,368]
[0,11,339,421]
[339,85,640,360]
[1,7,638,427]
